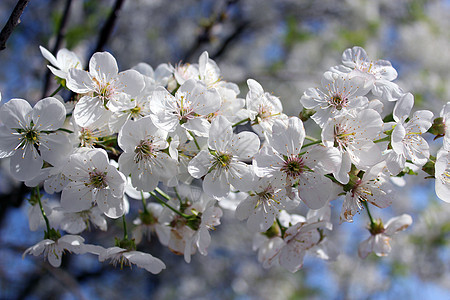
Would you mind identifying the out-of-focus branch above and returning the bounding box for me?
[42,0,73,98]
[182,0,240,62]
[0,0,31,51]
[211,20,249,60]
[89,0,126,59]
[0,183,30,226]
[43,263,88,300]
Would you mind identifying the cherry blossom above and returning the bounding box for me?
[39,46,82,80]
[67,52,145,127]
[98,246,166,274]
[321,108,383,183]
[188,116,259,198]
[61,148,126,218]
[435,148,450,202]
[0,97,70,181]
[246,79,287,136]
[253,117,341,209]
[300,72,369,128]
[23,235,85,267]
[150,79,221,137]
[118,116,178,192]
[358,214,412,258]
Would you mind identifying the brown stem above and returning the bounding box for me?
[90,0,125,58]
[0,0,31,51]
[42,0,73,98]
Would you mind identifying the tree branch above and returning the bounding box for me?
[0,0,31,51]
[42,0,73,98]
[182,0,239,62]
[211,20,249,60]
[90,0,126,58]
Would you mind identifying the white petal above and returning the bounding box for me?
[384,214,412,236]
[73,95,107,127]
[188,150,213,178]
[203,171,230,197]
[89,52,118,83]
[67,69,95,94]
[270,117,305,156]
[0,98,32,129]
[231,131,260,160]
[358,236,373,259]
[298,173,333,209]
[32,97,66,131]
[393,93,413,123]
[39,46,59,67]
[10,147,43,181]
[61,183,93,212]
[116,69,145,97]
[96,189,125,219]
[208,116,233,151]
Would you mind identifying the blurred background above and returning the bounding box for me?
[0,0,450,299]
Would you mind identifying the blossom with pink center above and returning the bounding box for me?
[300,72,369,128]
[387,93,433,175]
[235,176,294,233]
[118,116,178,192]
[253,117,341,209]
[246,79,287,136]
[67,52,145,127]
[358,214,412,258]
[150,79,221,137]
[340,163,394,223]
[61,148,126,218]
[321,108,383,183]
[331,46,402,102]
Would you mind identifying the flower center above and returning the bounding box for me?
[79,128,98,147]
[215,152,232,169]
[257,104,272,120]
[334,124,355,149]
[129,105,142,118]
[440,169,450,185]
[93,79,115,108]
[329,94,348,110]
[177,95,196,124]
[255,186,279,212]
[88,169,107,189]
[134,139,155,163]
[110,253,132,269]
[281,156,306,178]
[17,124,40,149]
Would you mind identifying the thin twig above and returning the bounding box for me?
[90,0,125,59]
[0,0,31,51]
[212,20,249,60]
[42,0,73,98]
[182,0,239,62]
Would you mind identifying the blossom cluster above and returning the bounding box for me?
[0,46,447,273]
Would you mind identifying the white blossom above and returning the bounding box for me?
[23,235,85,267]
[67,52,145,127]
[98,247,165,274]
[188,116,259,198]
[358,214,412,258]
[0,98,70,181]
[61,148,126,218]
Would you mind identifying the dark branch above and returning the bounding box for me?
[182,0,239,62]
[0,0,31,51]
[42,0,73,98]
[211,20,249,60]
[90,0,126,58]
